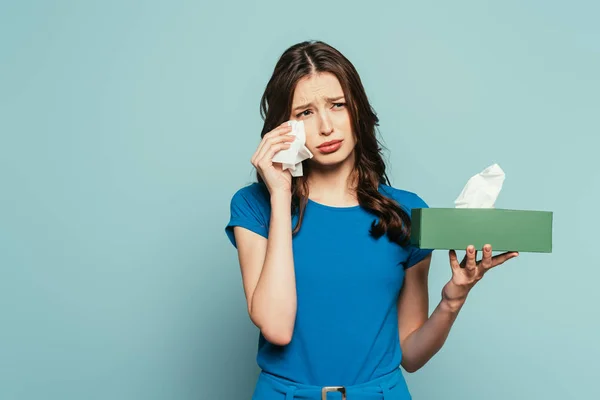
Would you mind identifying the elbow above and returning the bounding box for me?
[403,365,421,374]
[249,309,294,346]
[401,359,423,374]
[261,326,293,346]
[248,304,296,346]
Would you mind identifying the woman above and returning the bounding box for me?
[225,40,518,400]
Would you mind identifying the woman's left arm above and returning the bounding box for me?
[397,244,519,373]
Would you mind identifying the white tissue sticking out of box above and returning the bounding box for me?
[272,120,313,177]
[454,163,505,208]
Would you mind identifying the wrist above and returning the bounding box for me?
[440,296,465,314]
[441,281,469,313]
[270,191,292,206]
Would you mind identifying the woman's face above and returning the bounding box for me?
[289,72,356,169]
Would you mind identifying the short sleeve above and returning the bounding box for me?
[225,183,271,248]
[404,193,434,269]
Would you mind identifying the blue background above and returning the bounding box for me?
[1,1,598,398]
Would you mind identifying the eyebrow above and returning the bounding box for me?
[292,96,345,112]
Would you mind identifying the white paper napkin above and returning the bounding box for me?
[272,120,313,177]
[454,163,505,208]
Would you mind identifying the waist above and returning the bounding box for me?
[254,368,411,400]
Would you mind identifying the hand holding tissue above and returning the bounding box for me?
[272,120,313,177]
[410,163,553,253]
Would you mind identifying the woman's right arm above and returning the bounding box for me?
[233,123,297,346]
[234,191,296,346]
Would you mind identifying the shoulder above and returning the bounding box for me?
[225,182,271,248]
[228,182,272,221]
[230,181,271,209]
[380,183,434,266]
[378,183,430,212]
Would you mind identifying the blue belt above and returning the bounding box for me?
[253,368,412,400]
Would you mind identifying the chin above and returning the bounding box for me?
[310,151,354,169]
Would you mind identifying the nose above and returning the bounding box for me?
[319,113,333,136]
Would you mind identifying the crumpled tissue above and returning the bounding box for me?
[454,163,505,208]
[272,120,313,177]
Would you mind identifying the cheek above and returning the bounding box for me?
[303,121,319,147]
[336,112,353,129]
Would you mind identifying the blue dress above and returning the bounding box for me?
[225,182,433,399]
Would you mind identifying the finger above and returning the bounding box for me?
[252,128,293,166]
[480,244,493,270]
[252,124,292,165]
[464,245,477,270]
[253,124,291,162]
[255,135,294,167]
[258,142,293,168]
[261,133,296,153]
[265,123,293,139]
[259,142,293,169]
[449,250,460,271]
[490,251,519,268]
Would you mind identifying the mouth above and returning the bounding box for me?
[317,140,343,149]
[316,139,344,154]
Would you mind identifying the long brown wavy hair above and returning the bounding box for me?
[257,40,412,247]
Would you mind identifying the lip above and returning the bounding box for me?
[317,139,343,149]
[316,139,343,154]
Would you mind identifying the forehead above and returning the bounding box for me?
[292,72,344,103]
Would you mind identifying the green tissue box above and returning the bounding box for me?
[410,208,553,253]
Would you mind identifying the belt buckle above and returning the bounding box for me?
[322,386,346,400]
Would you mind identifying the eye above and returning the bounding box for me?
[333,102,346,109]
[295,109,312,118]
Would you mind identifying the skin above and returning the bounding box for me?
[291,72,358,207]
[235,72,519,371]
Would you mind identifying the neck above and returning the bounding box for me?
[306,157,359,207]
